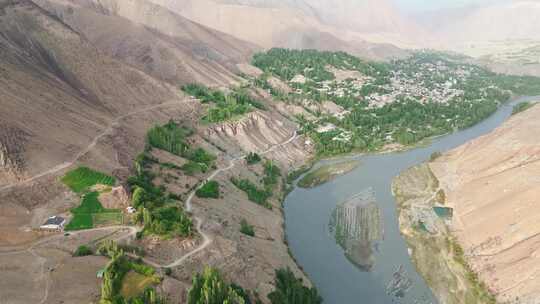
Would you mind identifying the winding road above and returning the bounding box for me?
[0,94,299,303]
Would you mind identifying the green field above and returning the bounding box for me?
[61,167,116,193]
[93,212,123,226]
[65,192,122,231]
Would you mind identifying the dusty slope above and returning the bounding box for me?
[33,0,257,85]
[148,0,410,60]
[0,0,176,185]
[430,103,540,303]
[0,0,249,246]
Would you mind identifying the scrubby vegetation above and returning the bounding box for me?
[182,84,265,123]
[231,178,272,209]
[65,191,122,231]
[62,166,116,193]
[252,48,540,156]
[187,267,320,304]
[262,160,281,189]
[268,268,322,304]
[512,101,535,115]
[447,238,497,304]
[73,245,93,257]
[231,160,281,209]
[128,153,192,239]
[139,206,193,238]
[146,121,215,175]
[187,267,249,304]
[98,241,163,304]
[147,121,194,156]
[240,219,255,237]
[245,152,262,165]
[195,180,220,199]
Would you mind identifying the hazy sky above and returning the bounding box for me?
[393,0,505,12]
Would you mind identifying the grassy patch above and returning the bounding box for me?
[120,271,157,300]
[298,160,360,188]
[195,181,220,199]
[61,167,116,193]
[65,192,121,231]
[93,212,123,226]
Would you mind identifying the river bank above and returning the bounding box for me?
[392,164,496,304]
[284,95,540,304]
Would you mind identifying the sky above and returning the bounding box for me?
[392,0,506,12]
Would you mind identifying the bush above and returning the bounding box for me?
[195,181,220,199]
[144,206,193,238]
[430,151,442,161]
[240,219,255,237]
[188,267,246,304]
[231,178,272,209]
[245,152,261,165]
[73,245,93,257]
[268,268,322,304]
[263,160,281,189]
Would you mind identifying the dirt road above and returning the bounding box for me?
[0,99,192,193]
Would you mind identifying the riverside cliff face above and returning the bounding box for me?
[429,103,540,304]
[394,103,540,304]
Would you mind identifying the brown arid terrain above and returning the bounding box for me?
[0,0,312,303]
[147,0,410,60]
[394,103,540,304]
[393,164,496,304]
[429,103,540,304]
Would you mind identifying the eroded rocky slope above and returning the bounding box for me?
[429,103,540,303]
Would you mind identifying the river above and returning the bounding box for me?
[284,96,539,304]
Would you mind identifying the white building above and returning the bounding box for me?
[40,216,66,231]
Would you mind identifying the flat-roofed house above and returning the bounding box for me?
[40,216,66,231]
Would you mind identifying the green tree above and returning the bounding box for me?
[132,187,145,208]
[268,268,322,304]
[188,267,246,304]
[143,208,152,227]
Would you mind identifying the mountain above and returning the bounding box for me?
[302,0,430,47]
[33,0,257,85]
[0,0,256,190]
[147,0,412,59]
[429,103,540,303]
[420,0,540,51]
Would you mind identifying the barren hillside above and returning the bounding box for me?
[148,0,410,60]
[34,0,257,85]
[430,103,540,303]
